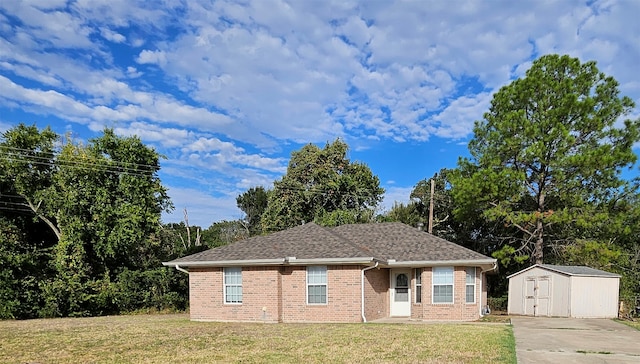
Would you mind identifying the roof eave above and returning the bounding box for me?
[383,259,497,270]
[162,257,377,268]
[163,258,286,267]
[286,257,376,265]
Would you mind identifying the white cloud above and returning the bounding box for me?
[3,0,639,146]
[1,0,639,225]
[379,186,414,214]
[432,92,494,139]
[0,2,94,49]
[0,120,12,133]
[113,122,193,148]
[0,61,61,87]
[125,66,142,78]
[100,27,126,43]
[136,49,167,66]
[182,137,286,172]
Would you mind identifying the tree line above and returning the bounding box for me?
[235,55,640,305]
[0,126,252,319]
[2,54,639,318]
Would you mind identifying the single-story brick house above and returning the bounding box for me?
[163,222,497,323]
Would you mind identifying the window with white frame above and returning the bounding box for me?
[432,267,454,303]
[307,266,327,304]
[465,267,476,303]
[223,267,242,304]
[415,268,422,303]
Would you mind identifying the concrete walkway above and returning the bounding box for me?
[512,317,640,363]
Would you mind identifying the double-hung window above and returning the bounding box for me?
[414,268,422,303]
[432,267,454,303]
[224,267,242,304]
[465,267,476,303]
[307,266,327,304]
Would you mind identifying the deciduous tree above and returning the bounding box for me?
[261,139,384,231]
[236,186,269,236]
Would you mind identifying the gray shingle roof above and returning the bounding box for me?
[165,222,495,267]
[539,264,621,277]
[331,222,491,262]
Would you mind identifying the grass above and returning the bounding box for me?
[477,312,512,323]
[620,319,640,331]
[0,314,516,364]
[576,350,612,355]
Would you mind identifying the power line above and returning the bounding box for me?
[0,194,26,199]
[0,145,160,172]
[1,156,157,179]
[0,145,60,154]
[2,150,158,174]
[0,200,30,207]
[0,206,35,214]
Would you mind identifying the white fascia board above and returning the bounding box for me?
[506,264,540,279]
[162,257,377,268]
[384,259,497,270]
[286,257,376,265]
[162,258,286,267]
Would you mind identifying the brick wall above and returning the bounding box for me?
[188,265,482,322]
[280,265,362,323]
[189,266,280,322]
[411,266,480,321]
[363,267,389,321]
[189,265,362,323]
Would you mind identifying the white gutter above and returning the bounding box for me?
[361,262,379,323]
[162,257,375,268]
[286,257,375,265]
[162,258,286,267]
[384,259,496,269]
[479,261,498,317]
[175,264,189,274]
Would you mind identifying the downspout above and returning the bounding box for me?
[479,262,498,317]
[361,262,379,323]
[175,264,189,274]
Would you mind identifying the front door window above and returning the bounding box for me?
[395,273,409,302]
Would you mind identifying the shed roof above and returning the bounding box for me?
[508,264,621,279]
[164,222,495,268]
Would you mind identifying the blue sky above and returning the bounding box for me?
[1,0,639,228]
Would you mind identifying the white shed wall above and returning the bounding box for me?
[508,267,570,316]
[508,266,620,318]
[507,275,522,314]
[570,276,619,318]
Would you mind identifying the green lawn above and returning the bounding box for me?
[621,320,640,331]
[0,314,516,364]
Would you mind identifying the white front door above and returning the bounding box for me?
[390,270,411,316]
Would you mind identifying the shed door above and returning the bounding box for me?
[524,276,551,317]
[536,277,550,316]
[524,278,535,315]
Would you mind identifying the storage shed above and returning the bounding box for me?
[507,264,620,318]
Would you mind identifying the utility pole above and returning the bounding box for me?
[428,178,434,234]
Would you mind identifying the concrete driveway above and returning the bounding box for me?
[512,317,640,363]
